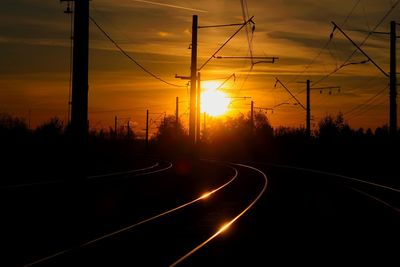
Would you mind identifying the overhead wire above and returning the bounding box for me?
[272,0,363,112]
[286,0,362,86]
[198,16,254,71]
[344,86,388,117]
[215,73,236,91]
[240,0,254,65]
[89,16,186,88]
[312,0,400,86]
[346,95,387,119]
[288,1,399,120]
[236,0,257,93]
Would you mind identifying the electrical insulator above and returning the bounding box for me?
[64,2,73,14]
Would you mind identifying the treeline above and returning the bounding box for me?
[152,111,398,185]
[1,112,398,185]
[0,113,141,184]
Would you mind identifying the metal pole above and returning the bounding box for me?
[390,21,397,135]
[114,115,117,137]
[196,72,201,142]
[204,112,206,135]
[176,96,179,131]
[332,21,389,78]
[70,0,89,137]
[146,110,149,148]
[250,100,254,130]
[306,80,311,137]
[189,15,198,145]
[28,109,31,129]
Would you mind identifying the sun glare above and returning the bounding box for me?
[200,192,211,199]
[219,222,231,233]
[201,81,230,117]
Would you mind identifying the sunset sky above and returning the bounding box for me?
[0,0,398,137]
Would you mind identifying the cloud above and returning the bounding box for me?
[1,0,398,129]
[130,0,207,13]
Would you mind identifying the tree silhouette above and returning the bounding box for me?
[35,117,64,139]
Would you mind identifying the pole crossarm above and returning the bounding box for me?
[254,107,274,111]
[311,86,341,90]
[198,16,255,71]
[215,56,278,60]
[215,56,279,64]
[253,60,278,64]
[332,21,389,78]
[175,74,191,80]
[198,23,245,29]
[213,73,236,91]
[275,78,306,110]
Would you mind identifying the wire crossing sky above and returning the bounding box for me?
[131,0,208,13]
[0,0,398,134]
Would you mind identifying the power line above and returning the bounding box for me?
[344,86,388,116]
[286,0,362,85]
[215,73,236,91]
[274,78,306,110]
[241,0,254,65]
[312,0,400,86]
[275,0,362,109]
[198,16,255,71]
[342,0,362,26]
[89,16,186,88]
[346,96,387,119]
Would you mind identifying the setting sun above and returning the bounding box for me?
[201,81,230,117]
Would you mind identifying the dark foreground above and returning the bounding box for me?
[1,156,399,267]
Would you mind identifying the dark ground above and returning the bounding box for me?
[1,130,399,266]
[1,154,399,267]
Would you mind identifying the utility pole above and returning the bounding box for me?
[332,21,397,134]
[189,15,198,145]
[250,100,254,130]
[305,81,341,137]
[28,109,31,129]
[306,80,311,137]
[146,110,149,149]
[68,0,89,138]
[114,115,118,137]
[127,120,131,137]
[203,112,207,136]
[176,96,179,131]
[163,112,166,128]
[196,72,201,142]
[390,21,397,135]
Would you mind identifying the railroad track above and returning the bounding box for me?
[251,162,399,215]
[9,159,397,267]
[21,160,268,267]
[0,159,168,190]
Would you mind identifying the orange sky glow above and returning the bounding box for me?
[0,0,398,138]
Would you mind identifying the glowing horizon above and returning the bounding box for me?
[201,81,231,117]
[0,0,398,132]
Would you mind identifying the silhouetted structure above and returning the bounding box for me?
[390,21,397,135]
[189,15,198,145]
[306,80,311,137]
[70,0,89,137]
